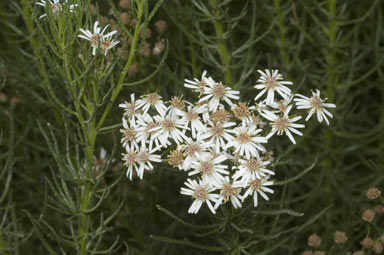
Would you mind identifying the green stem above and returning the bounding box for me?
[77,114,96,255]
[21,0,44,75]
[209,0,231,85]
[21,0,64,126]
[274,0,291,70]
[0,233,8,255]
[57,17,96,254]
[96,0,145,131]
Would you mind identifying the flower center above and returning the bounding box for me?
[186,110,198,121]
[310,95,323,111]
[274,117,289,135]
[90,34,99,47]
[212,83,226,99]
[221,183,238,202]
[197,80,206,94]
[100,39,111,50]
[193,186,208,200]
[145,93,160,105]
[124,102,138,117]
[137,151,149,162]
[186,143,201,156]
[123,152,137,166]
[170,97,185,110]
[245,158,261,172]
[167,149,184,167]
[232,102,250,119]
[236,131,251,144]
[265,76,277,90]
[211,109,230,123]
[249,178,262,191]
[211,124,224,137]
[162,119,175,131]
[120,128,136,141]
[200,161,214,175]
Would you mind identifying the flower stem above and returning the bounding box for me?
[77,118,96,255]
[76,2,147,247]
[96,0,145,131]
[209,0,232,85]
[57,17,96,254]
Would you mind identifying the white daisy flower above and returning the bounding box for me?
[100,33,120,55]
[200,121,236,153]
[167,96,186,116]
[232,158,274,187]
[167,147,185,170]
[261,105,305,144]
[181,137,213,171]
[100,35,120,56]
[180,178,219,214]
[135,145,162,179]
[120,118,139,149]
[119,94,141,121]
[122,145,139,180]
[184,70,208,95]
[35,0,77,19]
[188,153,229,188]
[150,114,189,146]
[178,104,206,138]
[231,102,256,125]
[214,176,243,209]
[136,93,167,117]
[199,77,240,111]
[268,95,294,114]
[294,90,336,125]
[78,21,116,56]
[225,124,268,159]
[242,176,274,207]
[134,114,164,150]
[254,69,292,106]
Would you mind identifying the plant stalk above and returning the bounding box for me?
[21,0,44,75]
[274,0,291,70]
[0,233,8,255]
[96,0,145,131]
[209,0,232,85]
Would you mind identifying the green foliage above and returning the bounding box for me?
[0,0,383,254]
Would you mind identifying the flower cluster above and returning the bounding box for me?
[78,21,120,56]
[35,0,78,19]
[119,69,336,214]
